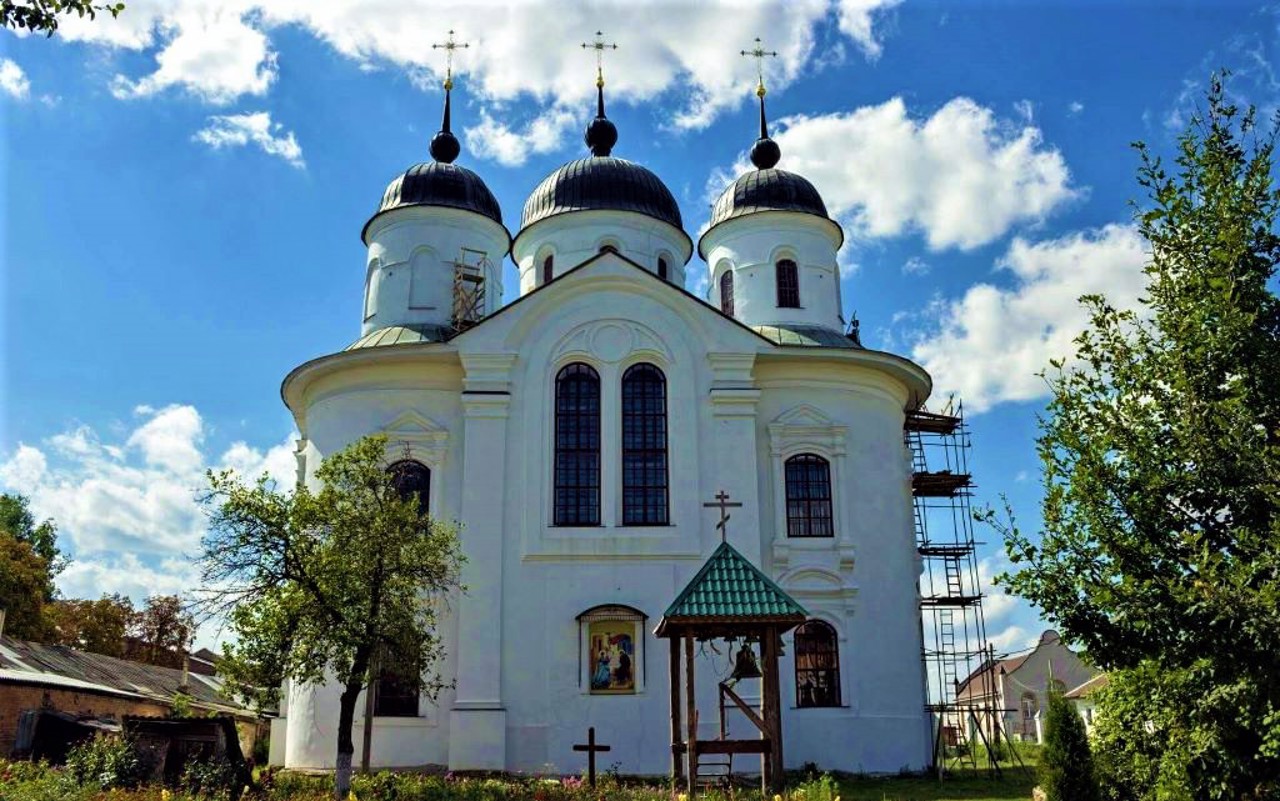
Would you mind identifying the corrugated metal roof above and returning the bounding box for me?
[345,324,454,351]
[364,161,506,240]
[752,324,861,349]
[0,636,257,715]
[663,542,807,620]
[520,156,683,232]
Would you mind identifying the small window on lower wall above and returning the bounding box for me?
[794,620,840,708]
[374,654,420,717]
[576,604,647,695]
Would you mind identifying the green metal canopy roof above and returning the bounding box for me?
[656,542,807,636]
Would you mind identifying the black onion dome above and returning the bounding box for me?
[698,168,842,257]
[362,162,507,243]
[519,156,683,232]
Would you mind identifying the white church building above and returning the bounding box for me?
[270,67,934,776]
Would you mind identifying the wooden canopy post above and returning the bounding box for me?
[761,625,784,793]
[685,634,697,796]
[669,637,683,785]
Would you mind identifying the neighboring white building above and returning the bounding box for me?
[270,78,935,776]
[952,630,1098,746]
[1065,673,1108,735]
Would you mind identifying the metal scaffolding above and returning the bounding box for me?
[905,401,1005,776]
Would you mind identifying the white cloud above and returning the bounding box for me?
[902,256,930,276]
[1068,101,1084,116]
[468,106,579,167]
[725,97,1078,252]
[977,556,1019,624]
[46,1,900,145]
[0,406,297,560]
[193,112,305,168]
[987,624,1036,654]
[0,58,31,100]
[910,223,1148,413]
[833,0,902,59]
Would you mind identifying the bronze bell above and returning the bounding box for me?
[729,644,763,682]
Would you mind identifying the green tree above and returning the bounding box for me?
[198,435,464,800]
[1041,690,1101,801]
[0,493,63,600]
[124,594,195,668]
[1,0,123,36]
[0,533,54,640]
[45,594,134,656]
[990,74,1280,800]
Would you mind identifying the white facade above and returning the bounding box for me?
[274,153,936,775]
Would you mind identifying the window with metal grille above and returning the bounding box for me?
[542,254,554,285]
[621,363,668,525]
[794,620,840,708]
[720,270,735,316]
[776,259,800,308]
[387,459,430,515]
[785,454,833,537]
[374,651,420,717]
[554,363,601,525]
[657,258,669,281]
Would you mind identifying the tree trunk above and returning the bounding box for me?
[335,679,362,799]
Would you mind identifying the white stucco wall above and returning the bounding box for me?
[701,212,845,332]
[512,210,692,295]
[277,252,931,775]
[362,206,509,335]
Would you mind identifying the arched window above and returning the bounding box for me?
[364,259,381,321]
[785,454,833,537]
[542,254,554,285]
[719,270,735,316]
[375,458,431,716]
[599,243,619,254]
[621,364,668,525]
[794,620,840,708]
[387,459,430,515]
[657,257,669,282]
[776,259,799,308]
[554,363,601,525]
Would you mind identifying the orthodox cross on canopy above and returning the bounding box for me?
[572,726,612,787]
[432,29,470,89]
[704,490,743,543]
[741,36,778,96]
[582,30,618,87]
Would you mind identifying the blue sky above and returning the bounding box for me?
[1,0,1274,656]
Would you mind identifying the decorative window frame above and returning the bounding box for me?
[768,405,851,568]
[576,604,648,695]
[380,410,449,517]
[781,610,852,711]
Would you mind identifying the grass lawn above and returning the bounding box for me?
[837,767,1036,801]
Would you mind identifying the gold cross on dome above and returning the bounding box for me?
[432,29,470,89]
[703,490,744,543]
[741,36,778,96]
[582,30,618,87]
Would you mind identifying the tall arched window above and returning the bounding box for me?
[542,254,554,285]
[657,257,669,282]
[719,270,735,316]
[785,454,833,537]
[794,620,840,708]
[375,458,431,716]
[554,363,601,525]
[621,363,668,525]
[776,259,800,308]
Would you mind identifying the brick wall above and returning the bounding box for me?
[0,683,170,757]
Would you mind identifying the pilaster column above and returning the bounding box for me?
[449,353,516,771]
[706,353,762,560]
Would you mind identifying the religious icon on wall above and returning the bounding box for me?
[588,620,636,694]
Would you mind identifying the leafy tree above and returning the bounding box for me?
[1,0,123,36]
[0,532,53,640]
[198,435,464,800]
[125,594,195,669]
[45,594,134,656]
[0,493,63,601]
[1041,690,1100,801]
[990,74,1280,800]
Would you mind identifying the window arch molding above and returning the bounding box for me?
[768,406,850,565]
[595,236,623,255]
